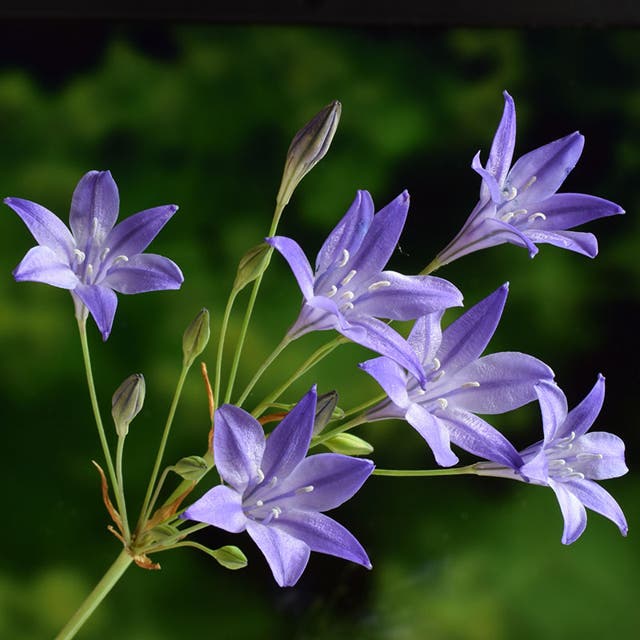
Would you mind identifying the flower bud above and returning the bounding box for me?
[312,390,343,436]
[173,455,210,482]
[182,308,210,367]
[111,373,145,437]
[232,242,270,293]
[276,100,341,206]
[324,433,374,456]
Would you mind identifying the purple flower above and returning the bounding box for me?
[360,284,554,467]
[181,386,374,587]
[267,190,463,385]
[5,170,183,340]
[436,92,624,267]
[476,376,628,544]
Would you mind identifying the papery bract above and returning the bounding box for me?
[267,190,463,385]
[181,386,374,587]
[360,284,554,466]
[475,376,628,544]
[5,170,183,340]
[435,92,624,267]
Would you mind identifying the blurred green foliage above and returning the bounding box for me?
[0,24,637,639]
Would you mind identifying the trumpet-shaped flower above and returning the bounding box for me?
[181,386,374,587]
[267,190,463,385]
[5,170,183,340]
[475,376,628,544]
[435,92,624,267]
[360,284,554,467]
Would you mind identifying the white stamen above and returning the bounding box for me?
[337,249,350,267]
[548,459,567,468]
[566,471,585,480]
[368,280,391,291]
[341,290,355,300]
[502,185,518,201]
[510,208,528,217]
[522,175,537,191]
[91,217,99,234]
[113,255,129,264]
[255,500,264,507]
[86,264,94,277]
[556,431,577,447]
[432,370,445,382]
[432,357,441,371]
[326,285,337,298]
[256,469,265,483]
[415,388,426,395]
[461,381,480,389]
[500,212,515,223]
[268,475,278,488]
[101,247,111,261]
[271,507,282,519]
[73,249,86,263]
[297,485,315,494]
[340,302,355,312]
[341,269,357,286]
[576,453,603,461]
[528,212,546,223]
[436,397,448,410]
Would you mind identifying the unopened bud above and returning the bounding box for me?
[324,433,374,456]
[111,374,145,437]
[277,100,341,206]
[232,243,270,292]
[182,308,210,367]
[313,390,343,436]
[173,455,210,482]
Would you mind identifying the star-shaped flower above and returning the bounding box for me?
[435,92,624,267]
[181,386,374,587]
[360,284,554,467]
[267,190,463,385]
[475,376,628,544]
[5,170,183,339]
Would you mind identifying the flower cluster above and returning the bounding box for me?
[2,92,629,638]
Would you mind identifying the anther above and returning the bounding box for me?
[256,469,265,483]
[268,476,278,488]
[510,208,528,217]
[461,381,480,389]
[297,485,315,494]
[86,264,94,277]
[500,212,515,223]
[368,280,391,291]
[337,249,350,267]
[340,301,354,312]
[91,217,99,234]
[432,370,445,382]
[255,500,264,507]
[326,285,337,298]
[341,290,355,300]
[341,269,357,286]
[73,249,86,263]
[271,507,282,519]
[432,357,441,371]
[528,212,546,223]
[436,398,448,410]
[576,453,603,461]
[502,185,518,201]
[101,247,111,261]
[113,255,129,264]
[522,176,537,192]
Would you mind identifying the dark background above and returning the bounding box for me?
[0,18,638,640]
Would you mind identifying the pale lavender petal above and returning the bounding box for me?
[407,312,443,364]
[445,352,553,414]
[4,197,74,260]
[275,510,371,568]
[571,432,628,479]
[472,152,503,203]
[278,453,374,511]
[507,132,584,203]
[559,374,605,438]
[69,171,120,246]
[13,246,79,289]
[73,283,118,341]
[405,403,458,467]
[246,520,310,587]
[344,317,426,387]
[103,254,183,294]
[213,404,265,493]
[287,300,339,338]
[266,236,315,299]
[549,478,588,544]
[524,229,598,258]
[315,190,374,273]
[563,478,628,537]
[348,190,409,276]
[440,407,523,468]
[519,447,549,484]
[356,271,463,321]
[261,386,316,483]
[486,218,540,257]
[181,485,247,533]
[106,205,179,256]
[359,356,410,410]
[436,285,508,374]
[484,91,516,192]
[534,380,568,442]
[531,193,624,230]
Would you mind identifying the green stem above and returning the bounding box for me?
[214,288,239,406]
[115,436,130,540]
[54,549,132,640]
[77,318,127,536]
[224,201,285,404]
[138,364,190,527]
[234,334,292,407]
[144,466,173,521]
[311,415,366,448]
[419,256,441,276]
[373,465,478,477]
[251,335,346,417]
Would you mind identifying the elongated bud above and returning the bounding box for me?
[324,433,374,456]
[232,243,270,293]
[173,455,210,482]
[313,390,343,436]
[183,308,210,367]
[111,374,145,437]
[277,100,341,207]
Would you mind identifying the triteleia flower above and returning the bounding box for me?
[267,190,463,385]
[435,91,624,267]
[5,170,183,340]
[181,386,374,587]
[475,376,628,544]
[360,284,554,467]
